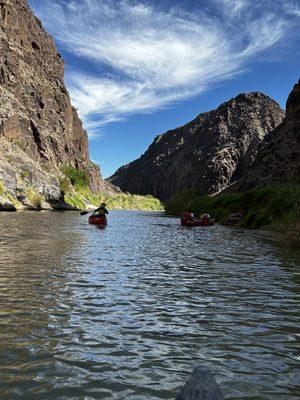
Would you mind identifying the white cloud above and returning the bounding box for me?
[219,0,249,18]
[30,0,299,131]
[284,1,300,16]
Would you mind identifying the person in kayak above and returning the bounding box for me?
[199,213,213,223]
[93,202,109,216]
[183,208,195,221]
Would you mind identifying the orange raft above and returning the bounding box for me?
[88,215,107,226]
[181,219,215,227]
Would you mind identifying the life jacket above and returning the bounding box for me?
[201,213,210,221]
[183,211,192,220]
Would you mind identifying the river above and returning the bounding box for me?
[0,211,299,399]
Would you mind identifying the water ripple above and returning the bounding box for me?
[0,211,299,399]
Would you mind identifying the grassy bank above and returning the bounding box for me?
[61,166,164,211]
[0,167,164,211]
[166,186,300,248]
[65,188,164,211]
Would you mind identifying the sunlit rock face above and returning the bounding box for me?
[0,0,107,205]
[240,80,300,189]
[109,92,285,201]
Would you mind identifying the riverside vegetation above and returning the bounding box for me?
[166,185,300,248]
[0,0,162,213]
[112,78,300,249]
[0,166,163,212]
[60,166,164,211]
[0,0,298,246]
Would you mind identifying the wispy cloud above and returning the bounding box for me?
[284,1,300,16]
[30,0,299,131]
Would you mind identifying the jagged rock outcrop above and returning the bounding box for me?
[240,79,300,189]
[0,0,110,209]
[109,93,284,201]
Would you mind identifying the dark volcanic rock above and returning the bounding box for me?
[176,366,224,400]
[109,93,284,201]
[240,79,300,189]
[0,0,109,207]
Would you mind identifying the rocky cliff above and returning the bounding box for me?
[240,79,300,189]
[0,0,108,210]
[109,93,285,201]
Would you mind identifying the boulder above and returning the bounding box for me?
[176,366,224,400]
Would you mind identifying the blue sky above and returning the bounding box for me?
[28,0,300,178]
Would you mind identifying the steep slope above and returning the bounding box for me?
[240,79,300,189]
[109,93,284,201]
[0,0,108,209]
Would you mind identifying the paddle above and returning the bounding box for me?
[80,210,92,216]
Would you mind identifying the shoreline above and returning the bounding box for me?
[165,185,300,249]
[0,206,165,213]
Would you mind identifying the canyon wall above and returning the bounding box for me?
[0,0,108,209]
[240,79,300,189]
[110,93,284,201]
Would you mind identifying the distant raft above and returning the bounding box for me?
[89,215,107,226]
[181,219,215,227]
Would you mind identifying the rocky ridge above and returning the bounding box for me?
[109,93,285,201]
[0,0,110,210]
[240,79,300,189]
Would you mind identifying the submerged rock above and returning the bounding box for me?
[176,366,224,400]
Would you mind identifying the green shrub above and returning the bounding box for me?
[59,176,72,195]
[63,185,164,211]
[64,194,86,209]
[6,193,21,208]
[25,187,43,209]
[61,166,90,189]
[165,189,198,216]
[166,185,300,247]
[20,170,30,180]
[0,180,4,196]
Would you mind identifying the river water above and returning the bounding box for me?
[0,211,299,400]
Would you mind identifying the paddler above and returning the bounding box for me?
[182,208,195,221]
[93,202,109,216]
[199,213,212,223]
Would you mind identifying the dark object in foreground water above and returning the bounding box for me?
[176,366,224,400]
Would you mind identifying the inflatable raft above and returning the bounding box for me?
[181,219,215,227]
[88,215,107,226]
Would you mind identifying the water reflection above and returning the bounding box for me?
[0,211,299,399]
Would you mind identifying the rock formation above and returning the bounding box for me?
[176,366,224,400]
[109,93,284,201]
[240,79,300,189]
[0,0,109,209]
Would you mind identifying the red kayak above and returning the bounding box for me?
[181,219,215,227]
[88,215,107,226]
